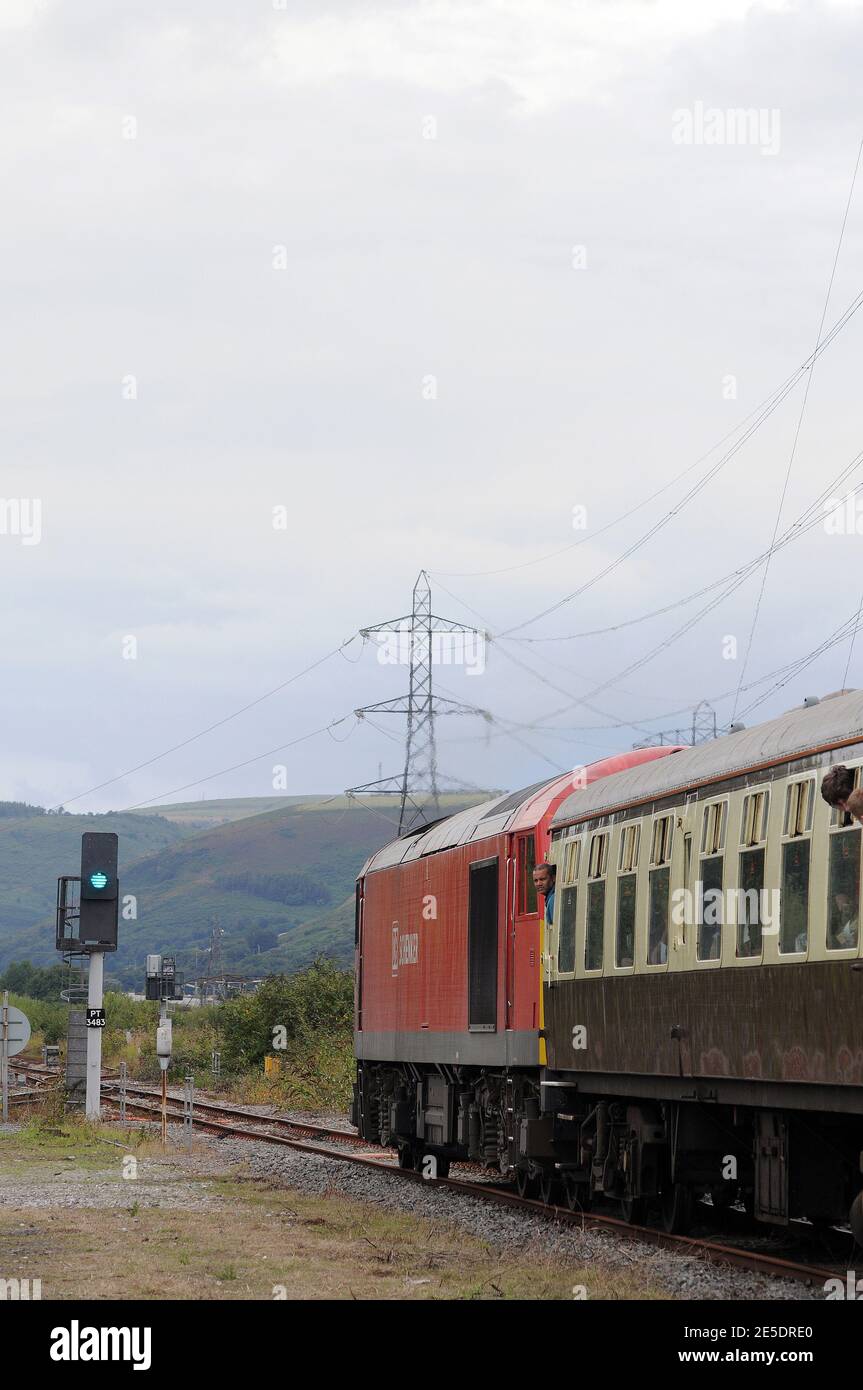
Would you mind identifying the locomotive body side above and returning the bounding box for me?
[356,830,539,1068]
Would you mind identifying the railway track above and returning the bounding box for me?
[101,1079,363,1148]
[4,1058,59,1104]
[12,1058,845,1289]
[98,1079,841,1290]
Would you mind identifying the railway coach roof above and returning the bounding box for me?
[358,748,676,876]
[551,688,863,829]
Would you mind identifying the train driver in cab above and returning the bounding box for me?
[533,862,556,925]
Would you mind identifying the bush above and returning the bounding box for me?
[7,993,68,1044]
[217,959,352,1071]
[103,992,157,1032]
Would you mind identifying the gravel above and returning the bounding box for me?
[0,1148,223,1213]
[185,1128,824,1301]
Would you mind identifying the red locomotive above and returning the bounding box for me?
[352,748,676,1178]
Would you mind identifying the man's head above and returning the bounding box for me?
[532,862,556,896]
[821,764,855,811]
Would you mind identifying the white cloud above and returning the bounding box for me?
[266,0,797,109]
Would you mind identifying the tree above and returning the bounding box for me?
[0,960,65,1001]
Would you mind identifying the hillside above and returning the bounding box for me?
[0,805,191,952]
[0,793,489,989]
[127,792,484,830]
[125,795,334,831]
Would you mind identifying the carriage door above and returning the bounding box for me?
[468,857,499,1032]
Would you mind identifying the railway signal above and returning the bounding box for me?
[146,954,183,1144]
[79,831,119,949]
[55,832,122,1122]
[145,954,184,1002]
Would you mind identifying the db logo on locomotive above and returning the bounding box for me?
[391,923,418,975]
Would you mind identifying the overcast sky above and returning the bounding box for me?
[2,0,863,812]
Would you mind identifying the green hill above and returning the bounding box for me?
[0,806,190,941]
[0,794,489,990]
[125,795,335,831]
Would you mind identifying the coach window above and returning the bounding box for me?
[585,830,608,973]
[827,770,861,952]
[557,838,580,975]
[615,823,639,968]
[737,789,769,958]
[697,799,727,962]
[647,813,674,966]
[779,778,814,955]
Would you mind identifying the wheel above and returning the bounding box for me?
[620,1196,647,1224]
[410,1151,449,1179]
[661,1182,693,1234]
[515,1166,536,1199]
[539,1170,562,1207]
[562,1171,591,1212]
[709,1182,737,1213]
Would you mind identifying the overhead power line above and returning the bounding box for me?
[457,442,863,729]
[52,636,359,811]
[431,283,863,594]
[536,462,863,720]
[118,716,356,812]
[732,130,863,720]
[498,297,863,639]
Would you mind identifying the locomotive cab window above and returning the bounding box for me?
[615,823,639,969]
[647,813,673,966]
[779,779,814,955]
[736,789,769,959]
[585,830,608,973]
[518,835,537,915]
[697,799,727,962]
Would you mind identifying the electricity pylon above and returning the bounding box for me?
[347,571,490,834]
[632,700,718,749]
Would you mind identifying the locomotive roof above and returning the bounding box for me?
[358,748,675,876]
[551,688,863,829]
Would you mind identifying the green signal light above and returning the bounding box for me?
[89,871,108,890]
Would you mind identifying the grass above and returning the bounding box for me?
[0,1112,669,1301]
[0,1113,129,1170]
[220,1033,354,1112]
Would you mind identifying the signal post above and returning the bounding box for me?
[56,832,120,1121]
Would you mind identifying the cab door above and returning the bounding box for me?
[508,832,540,1031]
